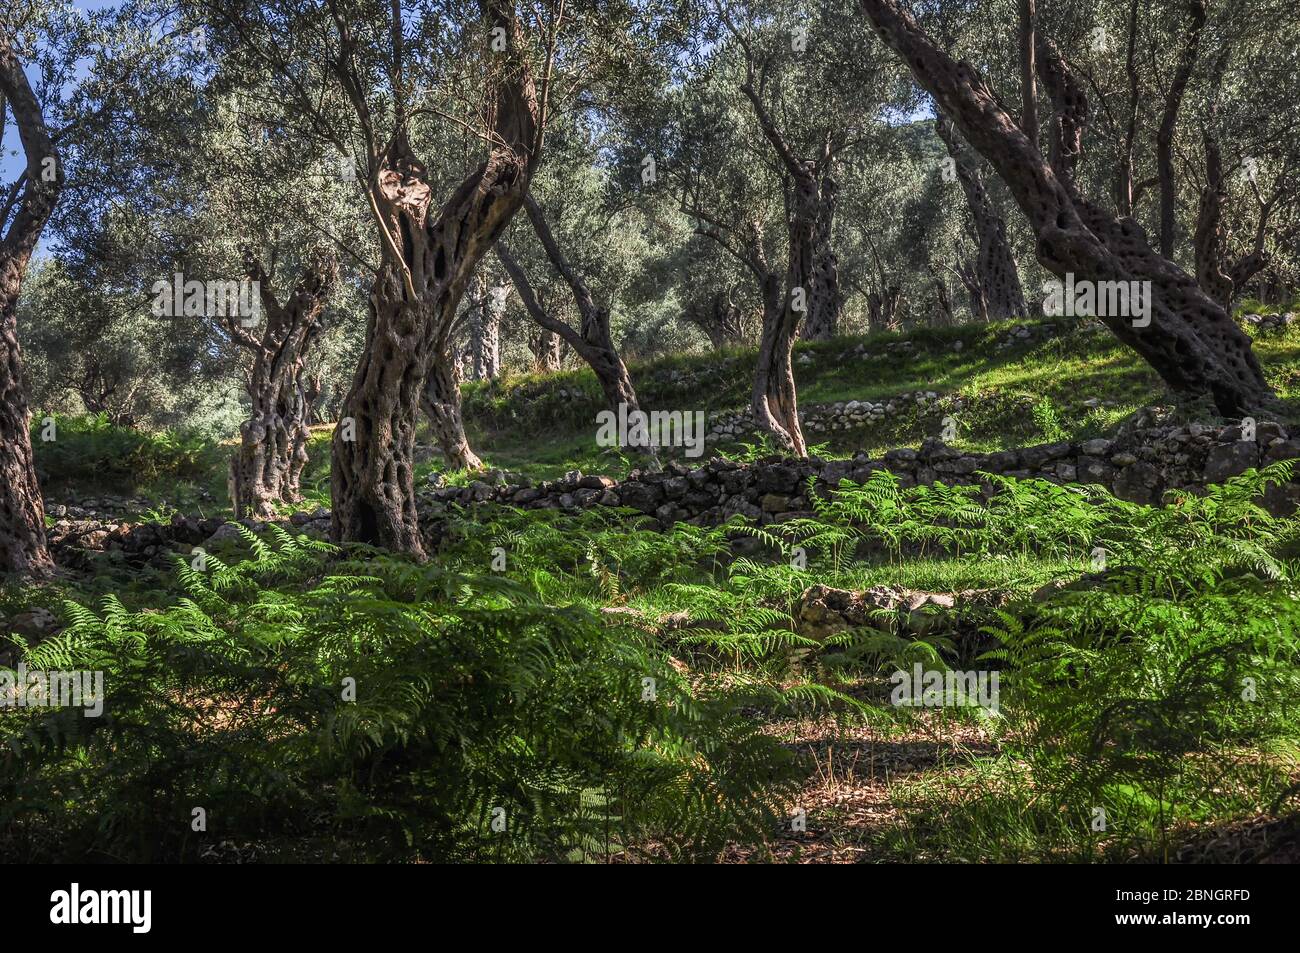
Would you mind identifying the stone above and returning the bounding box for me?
[1112,462,1163,504]
[663,476,689,499]
[618,482,663,513]
[755,463,801,494]
[760,493,790,513]
[1203,441,1259,484]
[1020,441,1071,469]
[204,523,245,546]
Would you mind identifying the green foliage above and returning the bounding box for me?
[34,413,222,496]
[1031,397,1066,443]
[0,531,799,862]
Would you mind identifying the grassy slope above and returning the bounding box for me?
[460,315,1300,481]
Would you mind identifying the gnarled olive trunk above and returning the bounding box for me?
[466,278,508,380]
[331,0,540,557]
[528,325,563,372]
[496,239,645,440]
[752,268,805,455]
[685,287,748,350]
[0,40,62,577]
[421,345,483,470]
[497,195,652,456]
[936,116,1027,320]
[858,0,1270,415]
[0,276,50,577]
[799,171,842,341]
[229,251,336,519]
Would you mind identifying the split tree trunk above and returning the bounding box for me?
[0,40,63,577]
[857,0,1271,416]
[936,116,1028,320]
[229,250,337,519]
[331,0,540,557]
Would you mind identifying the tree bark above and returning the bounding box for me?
[936,116,1028,319]
[420,343,483,470]
[1018,0,1038,147]
[800,170,842,342]
[690,216,804,452]
[331,0,540,557]
[737,78,842,343]
[229,250,336,519]
[752,264,805,455]
[857,0,1271,416]
[1116,0,1141,216]
[527,324,564,372]
[0,40,62,577]
[465,273,508,380]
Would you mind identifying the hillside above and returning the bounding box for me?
[461,313,1300,481]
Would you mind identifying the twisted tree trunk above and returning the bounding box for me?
[496,228,644,434]
[229,250,336,519]
[858,0,1270,416]
[752,264,805,455]
[331,0,540,557]
[936,116,1027,319]
[420,345,483,470]
[467,278,508,380]
[527,324,563,372]
[0,40,62,577]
